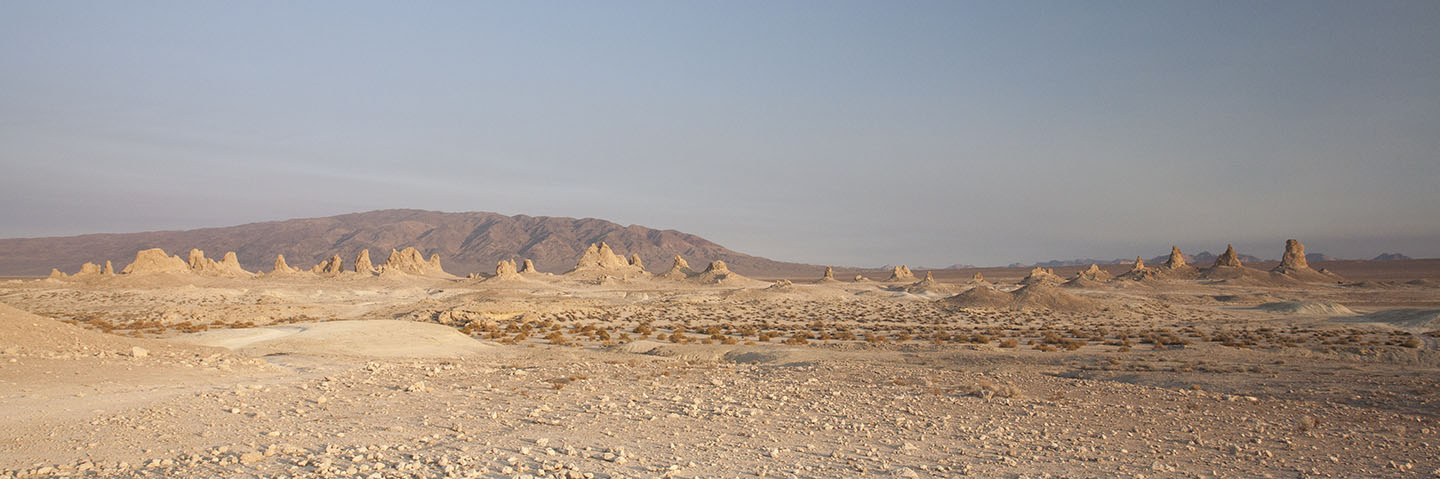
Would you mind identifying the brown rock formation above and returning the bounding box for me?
[75,262,103,276]
[1214,245,1242,268]
[491,259,522,280]
[379,247,451,277]
[819,266,837,282]
[101,261,114,275]
[1077,264,1112,282]
[658,255,694,280]
[1164,246,1187,269]
[695,260,745,284]
[519,259,538,274]
[628,254,645,271]
[121,248,190,275]
[903,271,959,295]
[886,265,916,282]
[1020,266,1062,286]
[1275,239,1309,271]
[311,254,345,275]
[270,254,299,275]
[47,268,67,279]
[354,249,375,274]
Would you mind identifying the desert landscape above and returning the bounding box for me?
[5,2,1438,478]
[1,235,1436,478]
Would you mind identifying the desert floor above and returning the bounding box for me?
[1,266,1437,478]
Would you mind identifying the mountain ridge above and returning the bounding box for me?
[0,209,818,277]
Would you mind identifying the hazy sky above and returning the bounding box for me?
[2,1,1437,267]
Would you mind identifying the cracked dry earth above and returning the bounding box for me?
[1,274,1438,478]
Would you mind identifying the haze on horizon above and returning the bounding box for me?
[2,1,1437,268]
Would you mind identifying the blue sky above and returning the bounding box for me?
[2,1,1437,266]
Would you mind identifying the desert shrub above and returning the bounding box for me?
[963,380,1021,400]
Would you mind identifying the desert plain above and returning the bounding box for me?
[1,241,1437,479]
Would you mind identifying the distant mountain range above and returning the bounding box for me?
[1006,250,1417,269]
[0,209,818,277]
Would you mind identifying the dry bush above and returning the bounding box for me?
[999,338,1018,348]
[546,375,589,390]
[963,380,1021,400]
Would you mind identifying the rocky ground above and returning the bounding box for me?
[1,266,1438,478]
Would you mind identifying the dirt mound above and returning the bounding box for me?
[944,286,1014,309]
[0,302,190,357]
[1062,277,1108,289]
[885,265,916,282]
[120,248,191,275]
[1357,309,1440,332]
[1010,283,1104,312]
[379,247,452,278]
[177,320,493,358]
[1257,301,1357,316]
[946,283,1105,312]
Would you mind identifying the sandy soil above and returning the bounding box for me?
[1,265,1438,478]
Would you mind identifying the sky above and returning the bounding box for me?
[1,1,1437,267]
